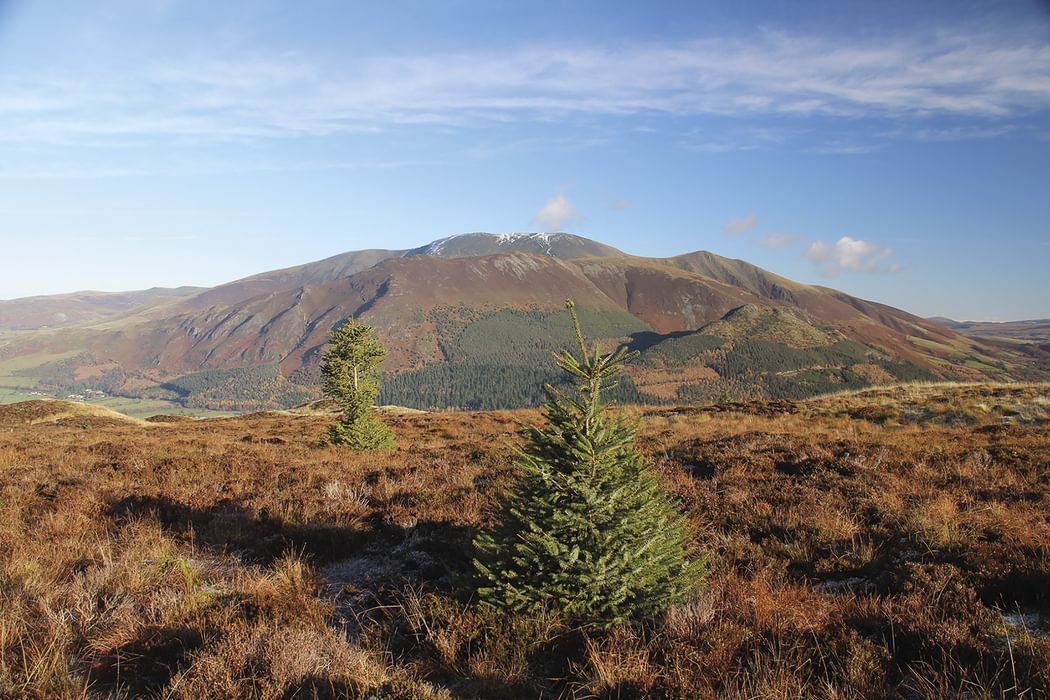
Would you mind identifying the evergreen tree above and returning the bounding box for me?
[320,317,395,450]
[473,300,705,627]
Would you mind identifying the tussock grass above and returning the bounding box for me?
[0,388,1048,697]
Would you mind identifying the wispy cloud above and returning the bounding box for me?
[683,125,806,153]
[534,194,584,232]
[812,140,887,155]
[2,28,1048,149]
[0,155,430,180]
[761,232,801,249]
[805,236,901,277]
[722,214,759,235]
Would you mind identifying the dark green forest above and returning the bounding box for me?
[380,307,654,409]
[14,353,126,394]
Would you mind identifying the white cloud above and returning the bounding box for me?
[0,156,429,180]
[761,232,801,249]
[533,194,583,232]
[2,27,1049,148]
[722,214,759,235]
[805,236,900,277]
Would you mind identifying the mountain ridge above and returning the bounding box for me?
[1,232,1045,410]
[0,286,206,331]
[928,317,1050,343]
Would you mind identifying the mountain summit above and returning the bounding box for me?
[404,232,624,259]
[0,233,1045,411]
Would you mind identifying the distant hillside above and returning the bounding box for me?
[930,317,1050,343]
[1,233,1045,411]
[0,287,204,330]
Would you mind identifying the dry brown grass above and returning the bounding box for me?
[0,399,148,427]
[0,386,1048,697]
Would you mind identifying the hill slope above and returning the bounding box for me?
[0,233,1043,410]
[0,287,204,330]
[1,384,1047,697]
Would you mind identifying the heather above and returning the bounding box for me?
[0,383,1047,697]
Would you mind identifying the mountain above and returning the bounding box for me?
[0,287,204,330]
[76,233,623,322]
[1,233,1045,411]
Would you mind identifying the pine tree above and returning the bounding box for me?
[473,300,705,627]
[320,317,395,450]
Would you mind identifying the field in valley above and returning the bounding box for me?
[0,384,1048,698]
[0,353,235,420]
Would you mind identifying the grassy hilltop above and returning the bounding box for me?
[0,384,1048,697]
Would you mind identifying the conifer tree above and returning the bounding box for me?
[320,317,395,450]
[473,300,705,627]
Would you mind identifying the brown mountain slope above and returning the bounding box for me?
[1,233,1042,409]
[176,232,624,314]
[663,251,980,369]
[0,235,607,334]
[166,248,402,314]
[1,251,990,374]
[43,253,635,376]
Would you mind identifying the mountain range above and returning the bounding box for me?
[1,233,1046,411]
[928,317,1050,343]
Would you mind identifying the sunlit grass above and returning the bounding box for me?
[0,385,1047,697]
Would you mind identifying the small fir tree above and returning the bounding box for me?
[473,300,705,627]
[320,317,395,450]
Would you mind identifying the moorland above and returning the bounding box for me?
[1,382,1048,698]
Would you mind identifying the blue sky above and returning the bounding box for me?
[1,0,1048,320]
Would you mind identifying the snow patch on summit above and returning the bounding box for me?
[413,232,567,257]
[496,232,555,255]
[414,232,472,256]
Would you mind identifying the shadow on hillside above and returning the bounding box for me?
[622,329,695,354]
[106,495,476,573]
